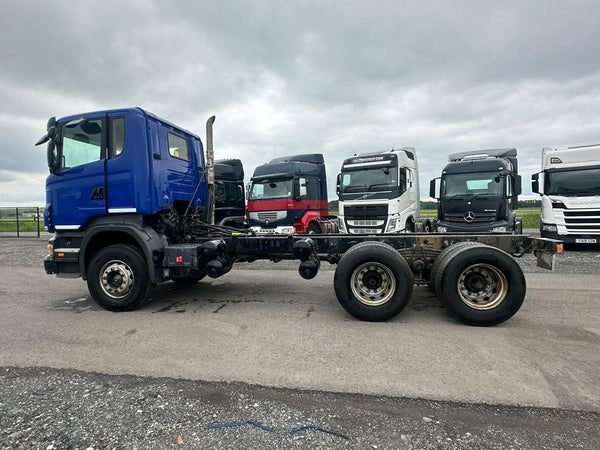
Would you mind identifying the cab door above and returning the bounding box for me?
[48,115,106,230]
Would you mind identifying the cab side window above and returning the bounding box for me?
[168,133,190,161]
[109,118,125,158]
[399,168,407,193]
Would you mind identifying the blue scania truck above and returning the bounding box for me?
[37,107,558,325]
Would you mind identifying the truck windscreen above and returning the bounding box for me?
[545,167,600,196]
[249,179,293,200]
[441,171,502,198]
[341,165,401,193]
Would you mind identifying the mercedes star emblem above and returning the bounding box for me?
[463,211,476,223]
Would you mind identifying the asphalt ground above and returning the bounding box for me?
[0,235,599,449]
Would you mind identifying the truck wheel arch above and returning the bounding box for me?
[80,224,165,283]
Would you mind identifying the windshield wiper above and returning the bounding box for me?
[368,183,393,191]
[344,185,368,192]
[443,193,497,202]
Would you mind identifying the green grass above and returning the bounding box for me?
[0,218,43,233]
[518,208,541,229]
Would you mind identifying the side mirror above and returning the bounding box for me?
[336,173,341,196]
[514,175,522,196]
[299,178,307,198]
[47,141,59,175]
[531,173,540,194]
[429,178,440,199]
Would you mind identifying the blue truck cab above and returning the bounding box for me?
[41,107,208,232]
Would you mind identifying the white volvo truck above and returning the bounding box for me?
[336,148,423,234]
[532,142,600,243]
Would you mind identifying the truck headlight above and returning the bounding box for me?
[281,227,294,234]
[385,218,397,233]
[492,226,507,232]
[338,217,346,233]
[542,224,557,233]
[437,226,447,233]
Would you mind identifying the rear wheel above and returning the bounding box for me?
[334,241,414,321]
[438,245,526,326]
[87,245,151,311]
[430,242,485,301]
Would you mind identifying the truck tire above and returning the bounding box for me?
[334,241,414,321]
[306,222,321,234]
[87,244,151,311]
[430,242,485,300]
[438,245,526,326]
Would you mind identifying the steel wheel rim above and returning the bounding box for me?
[350,262,396,306]
[456,263,507,310]
[99,259,134,299]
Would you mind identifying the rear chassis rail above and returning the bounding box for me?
[225,233,558,273]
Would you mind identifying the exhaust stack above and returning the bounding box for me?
[206,116,216,224]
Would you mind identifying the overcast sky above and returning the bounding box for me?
[1,0,599,206]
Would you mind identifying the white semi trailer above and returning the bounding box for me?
[532,142,600,243]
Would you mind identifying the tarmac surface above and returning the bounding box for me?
[0,235,599,448]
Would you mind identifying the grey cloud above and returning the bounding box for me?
[1,0,600,205]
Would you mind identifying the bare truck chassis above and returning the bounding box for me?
[46,221,559,326]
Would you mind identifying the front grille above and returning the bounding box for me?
[344,204,388,218]
[344,204,388,234]
[249,210,287,221]
[347,219,385,227]
[445,212,496,224]
[556,208,600,234]
[563,209,600,218]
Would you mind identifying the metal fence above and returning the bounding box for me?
[0,207,43,238]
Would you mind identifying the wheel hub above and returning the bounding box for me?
[363,270,383,290]
[457,263,507,310]
[100,260,134,299]
[350,262,396,307]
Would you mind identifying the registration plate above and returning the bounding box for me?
[575,238,597,243]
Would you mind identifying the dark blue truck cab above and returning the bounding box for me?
[41,107,208,232]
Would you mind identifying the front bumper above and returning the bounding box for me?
[436,220,512,233]
[540,228,599,244]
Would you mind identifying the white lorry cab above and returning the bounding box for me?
[532,142,600,243]
[336,148,420,234]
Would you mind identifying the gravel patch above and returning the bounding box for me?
[1,367,598,449]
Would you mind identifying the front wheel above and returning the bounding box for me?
[334,241,414,321]
[306,222,321,234]
[87,245,151,311]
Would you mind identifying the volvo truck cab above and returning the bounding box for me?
[337,148,420,234]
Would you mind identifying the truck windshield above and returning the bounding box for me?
[545,167,600,196]
[341,165,400,193]
[441,171,502,198]
[249,178,293,200]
